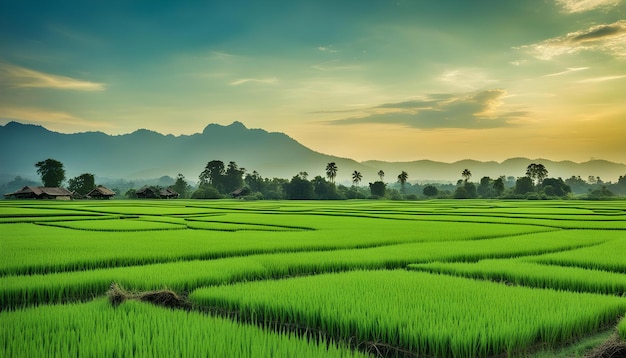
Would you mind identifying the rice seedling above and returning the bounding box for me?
[527,239,626,273]
[1,199,624,356]
[36,218,187,231]
[1,230,607,308]
[408,259,626,295]
[0,298,369,358]
[185,220,308,232]
[0,213,547,276]
[190,270,626,357]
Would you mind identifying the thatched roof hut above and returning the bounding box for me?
[87,186,116,199]
[136,186,179,199]
[159,188,179,199]
[4,186,73,200]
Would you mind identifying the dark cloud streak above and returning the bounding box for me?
[327,89,527,129]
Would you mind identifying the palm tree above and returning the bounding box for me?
[461,169,472,182]
[378,170,385,182]
[397,171,408,192]
[325,162,338,183]
[352,171,362,186]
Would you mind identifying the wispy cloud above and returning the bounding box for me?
[509,60,527,66]
[439,68,498,90]
[517,20,626,60]
[317,46,337,53]
[577,74,626,83]
[0,62,105,91]
[208,51,235,60]
[328,89,527,129]
[0,106,111,128]
[544,67,590,77]
[555,0,622,13]
[230,77,277,86]
[312,60,361,71]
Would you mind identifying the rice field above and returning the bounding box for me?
[1,199,625,357]
[191,270,626,357]
[0,298,367,358]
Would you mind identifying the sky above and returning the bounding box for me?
[1,0,625,163]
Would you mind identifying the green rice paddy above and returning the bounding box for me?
[1,199,625,357]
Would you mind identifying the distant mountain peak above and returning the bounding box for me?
[228,121,247,129]
[1,121,624,183]
[201,121,249,135]
[129,128,163,137]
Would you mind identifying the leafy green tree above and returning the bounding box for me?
[338,184,367,199]
[423,185,438,197]
[454,181,477,199]
[191,186,222,199]
[369,181,386,198]
[477,176,494,198]
[224,161,245,193]
[35,158,65,187]
[514,176,534,195]
[312,176,341,200]
[454,186,469,199]
[587,186,614,199]
[526,163,548,185]
[199,160,225,188]
[244,171,264,193]
[171,174,190,198]
[325,162,338,183]
[466,182,478,198]
[564,176,589,195]
[284,175,314,199]
[540,178,571,197]
[461,169,472,182]
[68,173,96,195]
[352,171,362,186]
[493,177,505,196]
[397,171,408,192]
[377,170,385,181]
[125,188,137,199]
[263,178,288,200]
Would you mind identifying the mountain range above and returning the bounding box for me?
[1,121,625,185]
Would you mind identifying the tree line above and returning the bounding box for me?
[5,158,624,200]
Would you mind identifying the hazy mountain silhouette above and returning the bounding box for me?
[0,121,367,183]
[1,121,624,184]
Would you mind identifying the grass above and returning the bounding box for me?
[0,298,369,358]
[190,269,626,357]
[0,213,549,276]
[408,258,626,295]
[1,199,625,356]
[1,231,607,308]
[527,238,626,273]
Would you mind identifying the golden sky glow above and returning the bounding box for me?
[1,1,625,163]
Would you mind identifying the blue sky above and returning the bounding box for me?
[1,0,625,162]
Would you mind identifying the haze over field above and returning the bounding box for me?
[1,0,625,163]
[2,121,625,185]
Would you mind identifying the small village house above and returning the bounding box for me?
[4,186,73,200]
[86,186,116,199]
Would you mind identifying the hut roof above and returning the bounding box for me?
[87,186,116,196]
[39,187,73,196]
[160,188,179,197]
[4,186,72,198]
[136,186,155,194]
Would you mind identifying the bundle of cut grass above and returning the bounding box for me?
[107,282,190,309]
